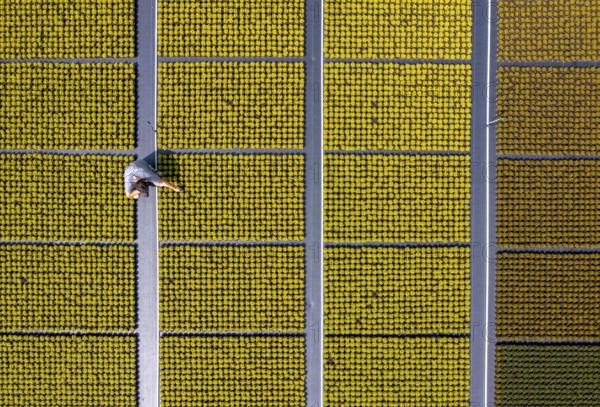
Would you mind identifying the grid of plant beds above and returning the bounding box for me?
[4,0,598,405]
[0,1,138,405]
[323,1,472,404]
[156,1,307,405]
[495,1,600,405]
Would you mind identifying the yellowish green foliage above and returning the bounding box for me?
[324,154,470,243]
[496,251,600,341]
[158,0,305,57]
[496,344,600,407]
[325,0,472,60]
[497,159,600,248]
[0,63,136,150]
[325,246,470,335]
[325,63,472,151]
[0,335,137,406]
[161,336,305,406]
[158,62,304,149]
[324,336,470,406]
[158,154,305,242]
[498,0,600,62]
[0,0,136,58]
[0,154,135,242]
[160,245,305,332]
[497,66,600,155]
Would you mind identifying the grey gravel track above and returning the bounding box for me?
[470,0,498,405]
[304,1,324,406]
[135,0,159,406]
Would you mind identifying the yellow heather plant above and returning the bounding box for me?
[324,154,471,243]
[325,63,472,151]
[324,336,470,405]
[325,246,471,335]
[161,336,305,406]
[325,0,472,60]
[158,0,305,57]
[0,0,136,58]
[0,244,136,332]
[0,335,137,406]
[159,245,305,332]
[158,154,305,242]
[0,63,136,150]
[0,154,135,242]
[158,62,305,149]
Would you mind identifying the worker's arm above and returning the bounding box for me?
[126,190,141,199]
[157,177,183,192]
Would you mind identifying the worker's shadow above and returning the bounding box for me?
[139,150,182,187]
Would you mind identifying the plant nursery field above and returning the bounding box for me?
[0,0,598,406]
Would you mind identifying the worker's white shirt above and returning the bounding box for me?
[124,159,160,194]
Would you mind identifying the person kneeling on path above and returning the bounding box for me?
[124,158,182,199]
